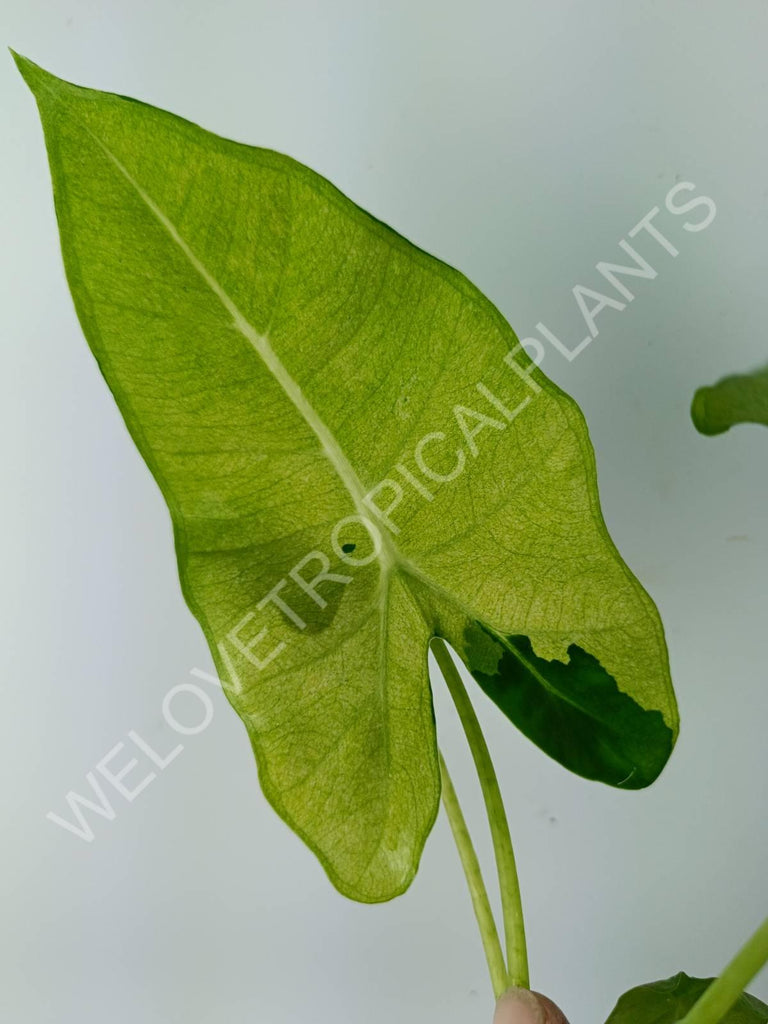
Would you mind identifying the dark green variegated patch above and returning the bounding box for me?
[464,625,673,788]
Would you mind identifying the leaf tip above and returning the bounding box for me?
[10,48,36,82]
[10,50,61,98]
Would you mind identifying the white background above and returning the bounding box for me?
[2,2,767,1022]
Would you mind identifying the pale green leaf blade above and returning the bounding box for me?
[16,54,678,901]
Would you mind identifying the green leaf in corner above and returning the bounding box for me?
[605,974,768,1024]
[692,363,768,435]
[16,53,678,902]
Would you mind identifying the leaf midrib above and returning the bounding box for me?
[89,131,388,539]
[82,121,401,824]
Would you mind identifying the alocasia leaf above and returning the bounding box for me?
[692,363,768,435]
[605,974,768,1023]
[16,54,678,902]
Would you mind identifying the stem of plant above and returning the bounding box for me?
[432,637,529,990]
[678,916,768,1024]
[438,750,508,998]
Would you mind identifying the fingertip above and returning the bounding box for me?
[493,988,569,1024]
[493,989,545,1024]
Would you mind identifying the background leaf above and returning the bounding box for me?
[692,363,768,435]
[17,54,678,901]
[605,974,768,1023]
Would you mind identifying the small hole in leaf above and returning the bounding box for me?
[342,543,356,553]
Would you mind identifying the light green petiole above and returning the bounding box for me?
[433,637,529,990]
[438,751,508,998]
[678,916,768,1024]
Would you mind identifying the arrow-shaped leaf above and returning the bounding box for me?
[16,55,677,902]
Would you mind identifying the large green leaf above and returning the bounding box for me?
[16,55,677,902]
[692,363,768,435]
[605,974,768,1023]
